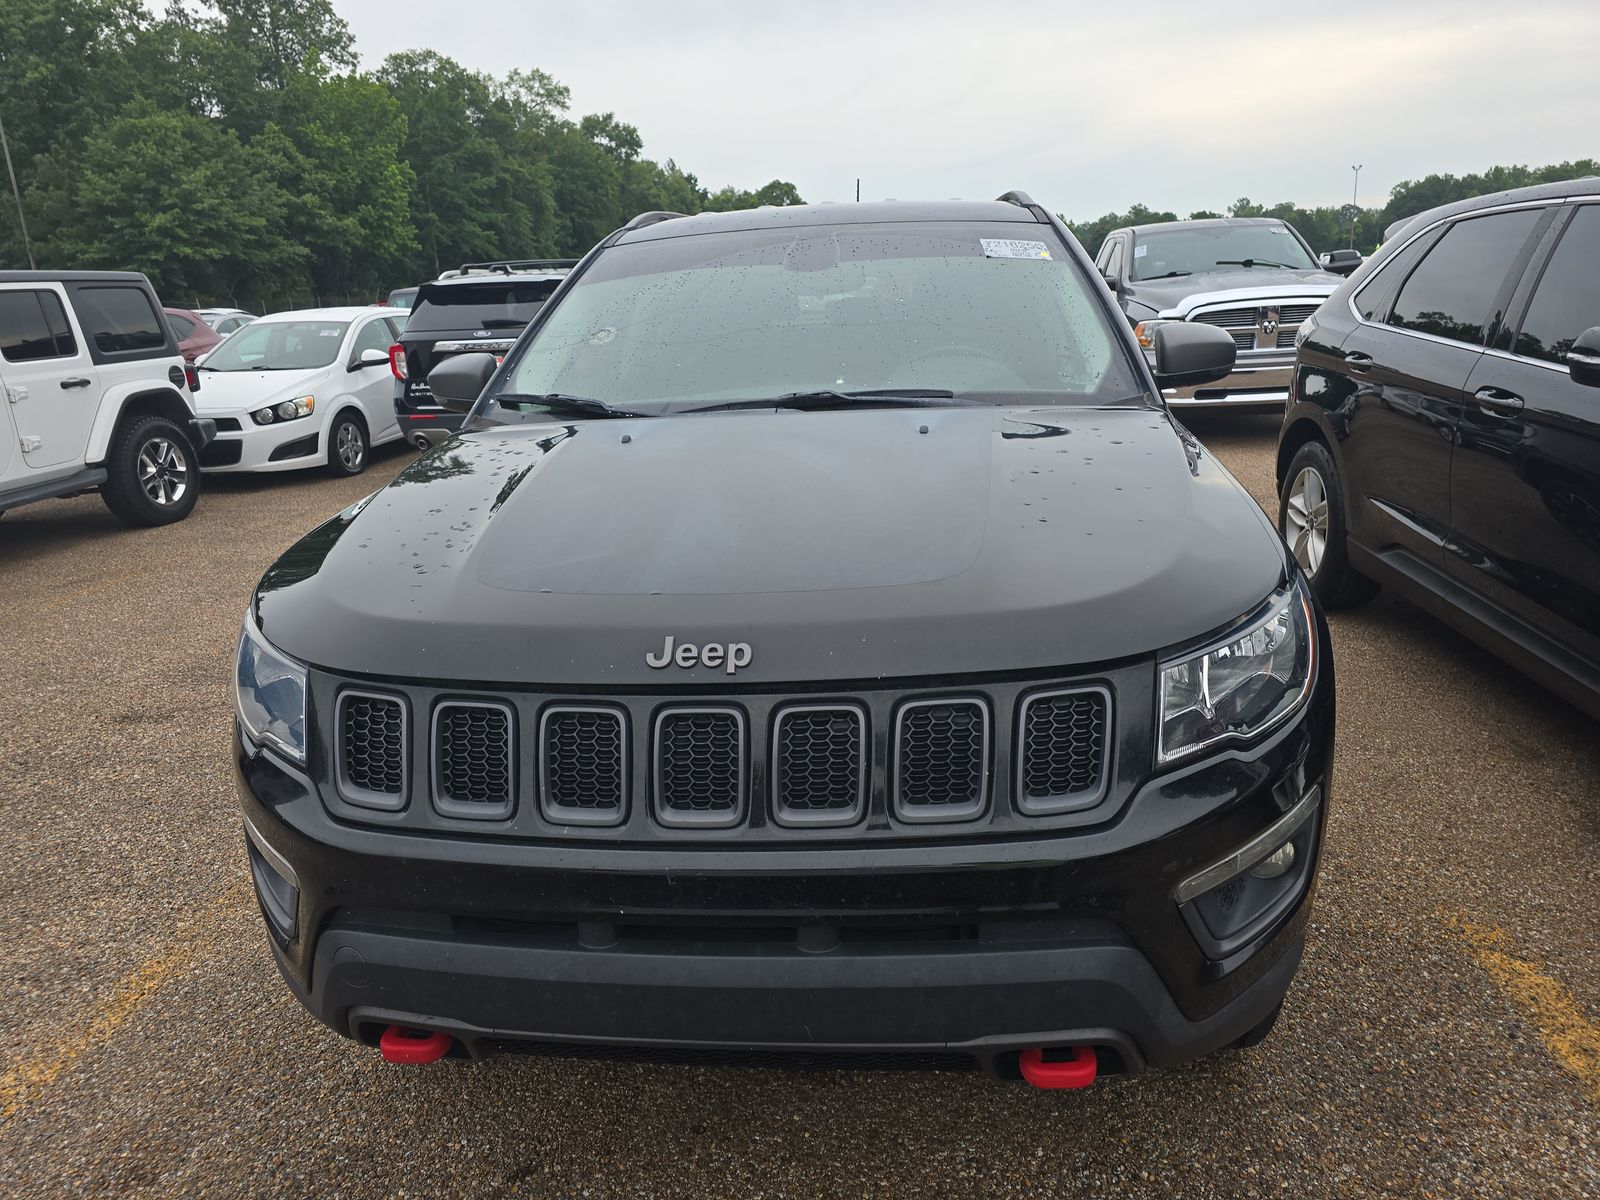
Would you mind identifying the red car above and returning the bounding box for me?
[163,307,224,363]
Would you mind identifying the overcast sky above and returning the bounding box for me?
[337,0,1600,218]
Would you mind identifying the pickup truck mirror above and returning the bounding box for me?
[1101,271,1120,294]
[427,352,498,413]
[349,348,389,371]
[1319,248,1362,276]
[1567,326,1600,388]
[1151,323,1236,389]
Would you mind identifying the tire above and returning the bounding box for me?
[1279,440,1379,609]
[326,411,369,477]
[1230,1000,1284,1050]
[100,414,200,527]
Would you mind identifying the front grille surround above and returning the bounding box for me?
[1015,686,1112,815]
[891,697,991,823]
[540,705,629,826]
[431,699,515,820]
[771,703,869,828]
[335,689,409,811]
[653,707,747,829]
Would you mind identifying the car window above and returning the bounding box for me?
[1388,209,1544,344]
[385,314,408,338]
[406,280,562,334]
[1107,240,1124,280]
[1513,205,1600,364]
[1129,223,1316,280]
[202,320,352,371]
[0,289,77,361]
[73,286,167,355]
[352,318,392,358]
[167,313,196,339]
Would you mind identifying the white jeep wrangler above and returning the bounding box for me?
[0,271,216,527]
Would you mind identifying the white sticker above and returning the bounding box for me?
[981,238,1052,260]
[1134,244,1148,258]
[319,328,341,336]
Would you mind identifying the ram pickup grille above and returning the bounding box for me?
[655,708,745,826]
[337,691,407,808]
[1192,307,1258,330]
[1018,688,1109,814]
[1191,299,1326,355]
[893,699,989,821]
[773,705,867,826]
[541,707,627,823]
[433,701,513,817]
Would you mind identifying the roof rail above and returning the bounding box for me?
[995,190,1038,208]
[449,258,580,277]
[623,211,689,231]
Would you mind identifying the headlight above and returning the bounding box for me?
[251,396,314,425]
[235,608,307,763]
[1157,583,1316,765]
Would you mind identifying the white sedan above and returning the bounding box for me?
[193,307,408,475]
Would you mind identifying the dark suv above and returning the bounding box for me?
[389,260,575,446]
[235,195,1334,1087]
[1279,177,1600,718]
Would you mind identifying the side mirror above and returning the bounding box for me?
[1567,326,1600,388]
[427,352,498,412]
[1151,323,1236,388]
[1101,271,1121,294]
[349,347,390,372]
[1319,248,1362,276]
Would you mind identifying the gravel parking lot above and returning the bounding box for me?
[1,417,1595,1199]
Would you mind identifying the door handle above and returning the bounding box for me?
[1343,352,1374,374]
[59,377,93,389]
[1472,386,1524,416]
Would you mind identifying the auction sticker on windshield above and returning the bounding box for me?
[981,239,1053,260]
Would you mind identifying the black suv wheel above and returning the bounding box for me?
[1279,440,1378,608]
[101,415,200,527]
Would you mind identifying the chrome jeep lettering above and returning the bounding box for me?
[645,636,754,674]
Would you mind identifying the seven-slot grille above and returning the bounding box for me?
[540,707,627,824]
[1017,688,1110,814]
[337,691,407,809]
[655,708,746,827]
[772,705,867,826]
[893,699,990,821]
[433,701,514,818]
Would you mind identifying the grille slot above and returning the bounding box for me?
[1191,307,1258,330]
[1017,687,1111,815]
[1279,304,1319,324]
[432,701,514,818]
[541,706,627,825]
[893,698,989,822]
[772,705,867,827]
[337,690,407,810]
[655,708,745,827]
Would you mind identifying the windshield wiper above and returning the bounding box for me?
[686,388,980,414]
[1215,259,1297,269]
[494,392,654,419]
[1141,270,1191,279]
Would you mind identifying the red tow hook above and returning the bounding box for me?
[379,1025,455,1064]
[1018,1045,1098,1089]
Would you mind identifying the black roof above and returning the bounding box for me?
[1383,175,1600,242]
[617,199,1042,243]
[0,269,151,285]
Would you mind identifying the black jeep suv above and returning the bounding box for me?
[1280,177,1600,718]
[389,260,576,445]
[235,195,1335,1086]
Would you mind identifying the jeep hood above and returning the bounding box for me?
[254,408,1287,684]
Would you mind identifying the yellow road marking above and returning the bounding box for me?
[1449,914,1600,1105]
[0,884,249,1122]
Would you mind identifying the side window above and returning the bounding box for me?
[1094,241,1112,272]
[1107,240,1124,280]
[1353,230,1438,321]
[72,286,167,356]
[1388,209,1544,345]
[352,319,392,358]
[385,314,407,338]
[1514,205,1600,364]
[166,313,195,340]
[0,290,76,362]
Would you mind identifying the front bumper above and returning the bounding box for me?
[235,648,1334,1077]
[1163,361,1292,409]
[197,416,322,473]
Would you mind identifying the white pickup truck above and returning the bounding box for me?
[0,271,216,526]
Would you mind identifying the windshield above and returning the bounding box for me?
[1130,223,1316,280]
[202,320,349,371]
[406,280,562,334]
[486,222,1142,418]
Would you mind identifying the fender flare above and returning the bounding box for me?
[85,382,198,465]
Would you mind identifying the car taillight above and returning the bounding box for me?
[185,363,201,393]
[389,343,408,381]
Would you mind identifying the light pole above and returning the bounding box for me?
[0,111,35,270]
[1349,164,1362,250]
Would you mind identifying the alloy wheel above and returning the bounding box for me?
[137,437,189,506]
[1285,466,1329,576]
[337,421,366,471]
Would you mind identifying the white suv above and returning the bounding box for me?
[0,271,216,526]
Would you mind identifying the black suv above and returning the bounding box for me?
[235,195,1334,1086]
[389,260,576,445]
[1280,178,1600,718]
